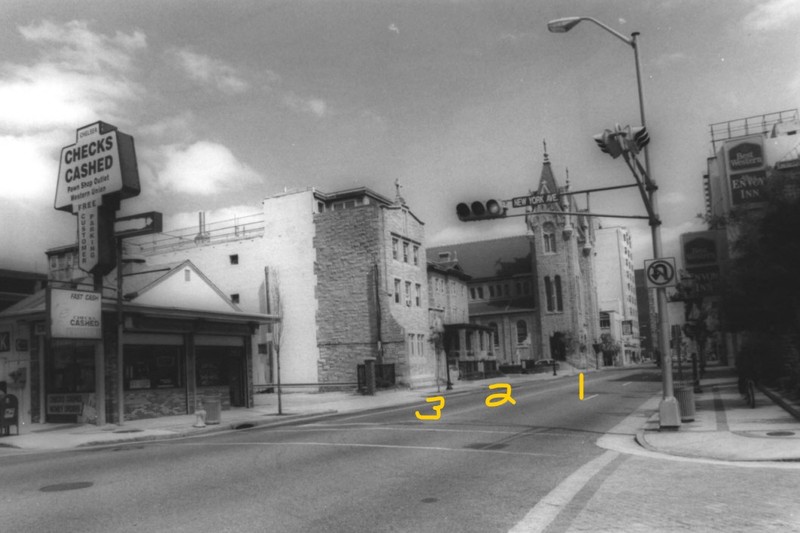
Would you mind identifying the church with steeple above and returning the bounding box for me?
[428,144,601,371]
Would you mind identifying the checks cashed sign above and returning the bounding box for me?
[54,121,140,275]
[50,288,102,339]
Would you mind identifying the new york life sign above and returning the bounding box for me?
[55,122,140,274]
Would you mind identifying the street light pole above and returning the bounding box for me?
[548,17,680,428]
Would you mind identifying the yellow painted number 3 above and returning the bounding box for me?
[415,396,445,421]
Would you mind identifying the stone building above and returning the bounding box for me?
[430,149,601,370]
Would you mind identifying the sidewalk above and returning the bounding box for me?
[636,372,800,462]
[3,364,799,462]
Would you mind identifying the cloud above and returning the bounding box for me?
[0,132,60,200]
[652,52,688,69]
[743,0,800,31]
[170,48,250,94]
[0,20,146,133]
[157,141,261,195]
[282,92,329,118]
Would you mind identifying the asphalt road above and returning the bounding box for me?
[0,368,662,533]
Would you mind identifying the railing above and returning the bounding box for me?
[129,213,265,255]
[710,109,799,151]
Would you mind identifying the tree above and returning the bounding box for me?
[266,267,284,415]
[599,332,621,366]
[717,173,800,384]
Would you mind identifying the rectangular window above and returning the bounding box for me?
[415,283,421,307]
[403,242,409,263]
[230,293,240,304]
[413,245,419,266]
[394,278,401,303]
[477,287,484,299]
[125,345,183,390]
[184,269,191,281]
[229,254,239,265]
[600,312,611,329]
[489,285,495,298]
[470,287,476,300]
[405,281,412,306]
[392,238,399,260]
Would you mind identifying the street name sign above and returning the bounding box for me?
[511,192,559,208]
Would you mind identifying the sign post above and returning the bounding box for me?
[54,121,140,425]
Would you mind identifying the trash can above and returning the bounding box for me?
[674,387,695,422]
[203,397,221,425]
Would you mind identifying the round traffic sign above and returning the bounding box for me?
[646,259,675,286]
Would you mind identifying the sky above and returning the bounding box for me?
[2,0,800,274]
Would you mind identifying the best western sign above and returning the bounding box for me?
[54,122,140,275]
[724,135,766,206]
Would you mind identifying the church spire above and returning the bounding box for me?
[543,139,549,164]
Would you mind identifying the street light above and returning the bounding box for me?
[548,16,681,429]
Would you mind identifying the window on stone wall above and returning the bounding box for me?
[489,322,499,346]
[555,275,563,312]
[543,222,557,253]
[600,312,611,328]
[413,245,419,266]
[489,285,495,298]
[516,320,528,344]
[405,281,412,306]
[415,283,421,307]
[545,276,554,312]
[394,278,401,304]
[229,254,239,265]
[230,293,240,304]
[477,286,484,299]
[403,242,409,263]
[392,238,399,260]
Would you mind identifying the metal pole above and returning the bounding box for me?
[631,33,679,428]
[116,239,124,425]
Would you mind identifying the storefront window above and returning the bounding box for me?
[196,347,243,387]
[50,340,95,393]
[124,345,183,390]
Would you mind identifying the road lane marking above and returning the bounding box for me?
[508,450,619,533]
[583,394,599,401]
[622,382,633,387]
[175,440,560,457]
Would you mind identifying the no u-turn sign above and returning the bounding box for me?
[644,258,677,289]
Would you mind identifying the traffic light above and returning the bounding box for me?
[624,126,649,154]
[456,199,507,221]
[593,129,624,159]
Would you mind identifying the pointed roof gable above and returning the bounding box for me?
[126,260,240,313]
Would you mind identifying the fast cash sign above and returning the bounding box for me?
[55,122,140,275]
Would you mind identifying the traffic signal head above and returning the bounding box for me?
[593,129,624,159]
[456,199,507,221]
[625,126,649,154]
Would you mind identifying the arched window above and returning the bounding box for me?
[543,222,557,253]
[516,320,528,344]
[545,276,554,312]
[555,275,563,312]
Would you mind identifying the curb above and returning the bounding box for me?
[759,386,800,422]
